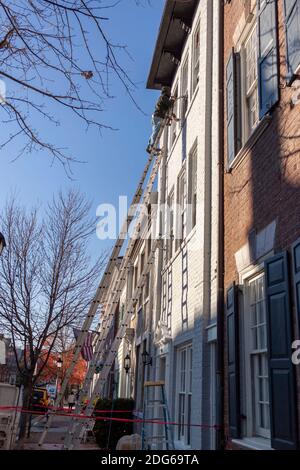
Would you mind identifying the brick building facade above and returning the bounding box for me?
[223,0,300,450]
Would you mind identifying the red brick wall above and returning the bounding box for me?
[223,0,300,448]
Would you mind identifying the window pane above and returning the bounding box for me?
[177,345,192,444]
[178,393,185,439]
[258,325,266,350]
[244,24,259,137]
[187,394,192,445]
[257,275,264,301]
[181,57,189,117]
[259,404,265,428]
[245,26,258,93]
[182,58,189,95]
[189,348,193,393]
[180,349,186,391]
[257,300,264,323]
[248,89,259,132]
[178,171,186,243]
[251,305,258,350]
[248,275,270,438]
[250,281,256,304]
[192,24,200,93]
[170,87,178,146]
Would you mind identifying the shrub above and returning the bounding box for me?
[93,398,135,449]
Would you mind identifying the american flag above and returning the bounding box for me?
[73,328,94,362]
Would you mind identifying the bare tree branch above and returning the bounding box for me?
[0,0,146,171]
[0,188,106,437]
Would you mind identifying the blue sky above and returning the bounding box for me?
[0,0,164,258]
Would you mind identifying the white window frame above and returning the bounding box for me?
[133,261,138,292]
[176,167,186,251]
[140,250,145,277]
[175,344,193,446]
[191,19,200,95]
[170,83,179,148]
[180,54,189,121]
[238,18,259,145]
[188,143,197,232]
[167,189,175,262]
[242,270,271,441]
[161,274,167,324]
[143,272,150,301]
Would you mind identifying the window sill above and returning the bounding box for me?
[227,115,272,172]
[232,437,273,451]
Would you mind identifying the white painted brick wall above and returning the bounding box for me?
[153,0,220,450]
[113,0,221,451]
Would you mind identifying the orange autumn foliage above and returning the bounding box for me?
[37,348,87,386]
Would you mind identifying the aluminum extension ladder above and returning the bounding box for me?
[39,115,168,449]
[141,381,174,451]
[38,150,158,448]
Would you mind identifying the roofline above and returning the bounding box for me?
[146,0,176,90]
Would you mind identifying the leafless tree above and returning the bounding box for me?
[0,0,148,172]
[0,189,106,439]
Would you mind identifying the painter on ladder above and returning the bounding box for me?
[146,86,178,154]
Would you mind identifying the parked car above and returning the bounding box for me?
[31,387,50,413]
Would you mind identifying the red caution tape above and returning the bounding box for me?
[0,405,222,429]
[29,403,139,414]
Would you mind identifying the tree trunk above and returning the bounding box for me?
[18,375,34,443]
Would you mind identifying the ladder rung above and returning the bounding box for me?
[144,417,167,422]
[144,380,165,387]
[145,404,167,408]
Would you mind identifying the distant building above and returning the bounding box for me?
[0,335,22,385]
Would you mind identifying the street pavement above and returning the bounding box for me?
[20,412,99,450]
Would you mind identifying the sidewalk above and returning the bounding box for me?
[17,414,99,450]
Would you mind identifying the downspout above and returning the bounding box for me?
[216,0,225,451]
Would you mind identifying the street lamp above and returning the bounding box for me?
[55,357,63,401]
[0,232,6,256]
[124,353,131,374]
[142,349,152,367]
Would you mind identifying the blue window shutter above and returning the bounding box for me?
[257,0,279,118]
[283,0,300,80]
[292,238,300,338]
[265,252,298,450]
[226,50,241,165]
[226,283,241,439]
